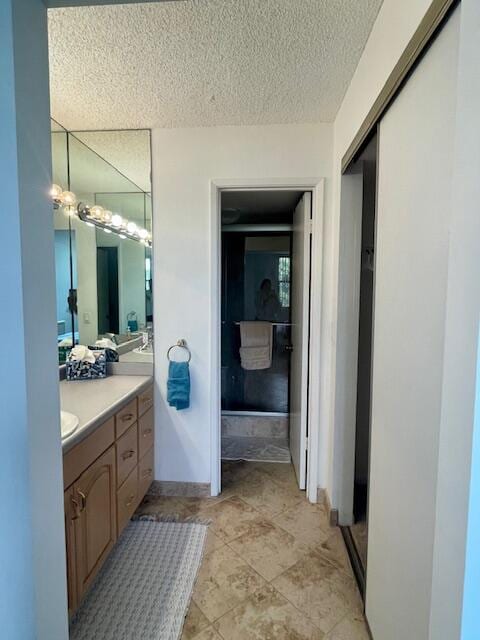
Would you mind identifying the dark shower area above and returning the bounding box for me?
[221,231,292,413]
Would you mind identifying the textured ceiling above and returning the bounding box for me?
[48,0,383,130]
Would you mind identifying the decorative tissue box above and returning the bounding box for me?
[66,349,107,380]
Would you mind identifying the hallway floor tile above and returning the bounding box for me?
[136,461,369,639]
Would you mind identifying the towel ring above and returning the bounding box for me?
[167,339,191,363]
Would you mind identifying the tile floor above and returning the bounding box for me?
[136,461,370,640]
[221,436,291,463]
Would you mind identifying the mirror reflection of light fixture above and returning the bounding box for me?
[50,183,63,203]
[51,186,152,247]
[61,191,77,207]
[111,213,123,227]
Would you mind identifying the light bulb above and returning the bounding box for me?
[119,234,126,240]
[138,228,148,240]
[111,214,123,227]
[90,205,104,220]
[103,229,112,234]
[64,205,77,217]
[50,184,63,199]
[61,191,77,207]
[126,221,137,234]
[102,209,112,223]
[86,222,95,228]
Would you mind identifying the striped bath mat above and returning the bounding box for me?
[70,519,208,640]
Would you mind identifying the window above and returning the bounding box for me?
[278,256,290,308]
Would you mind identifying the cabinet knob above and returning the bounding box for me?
[121,449,135,461]
[121,413,134,422]
[142,428,152,437]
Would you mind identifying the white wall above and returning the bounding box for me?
[366,12,459,639]
[1,0,68,637]
[152,123,332,483]
[332,171,363,523]
[327,0,433,499]
[328,1,480,637]
[431,1,480,637]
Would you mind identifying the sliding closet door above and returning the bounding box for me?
[366,9,460,640]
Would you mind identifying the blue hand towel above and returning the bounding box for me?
[167,361,190,410]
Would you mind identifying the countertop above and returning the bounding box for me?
[61,374,153,453]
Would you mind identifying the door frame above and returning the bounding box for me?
[209,177,325,503]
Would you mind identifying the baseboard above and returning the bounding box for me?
[317,487,339,527]
[149,480,211,498]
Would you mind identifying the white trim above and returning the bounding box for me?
[307,180,325,503]
[210,177,325,502]
[332,172,363,524]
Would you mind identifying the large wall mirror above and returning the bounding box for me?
[52,120,153,366]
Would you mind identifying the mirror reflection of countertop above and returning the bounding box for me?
[119,350,154,364]
[60,374,153,453]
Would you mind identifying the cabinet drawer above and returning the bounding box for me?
[116,423,138,488]
[115,397,137,438]
[138,447,154,500]
[117,466,138,536]
[138,385,153,417]
[63,417,115,489]
[138,407,154,459]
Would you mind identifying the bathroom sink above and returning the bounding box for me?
[61,411,79,439]
[133,345,154,355]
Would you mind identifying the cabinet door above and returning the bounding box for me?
[64,486,78,616]
[74,446,117,602]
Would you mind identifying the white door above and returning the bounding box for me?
[289,192,311,489]
[366,12,460,639]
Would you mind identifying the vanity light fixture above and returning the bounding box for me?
[50,183,63,202]
[77,201,152,247]
[51,186,151,247]
[89,204,104,220]
[61,191,77,207]
[103,209,113,224]
[111,213,123,227]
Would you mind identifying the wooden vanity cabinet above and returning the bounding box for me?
[64,486,78,616]
[63,385,154,614]
[73,446,117,603]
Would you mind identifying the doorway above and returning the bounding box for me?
[218,188,313,494]
[96,246,119,335]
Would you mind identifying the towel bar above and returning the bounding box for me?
[167,339,191,363]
